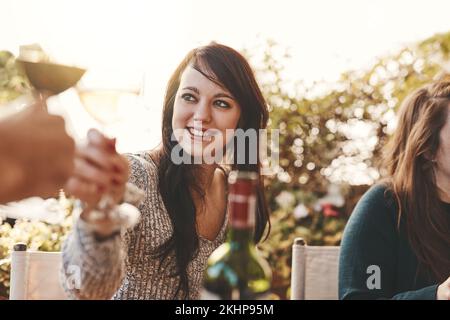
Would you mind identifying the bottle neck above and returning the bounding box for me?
[228,225,254,241]
[227,225,254,253]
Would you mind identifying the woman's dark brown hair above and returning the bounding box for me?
[384,80,450,282]
[156,43,270,298]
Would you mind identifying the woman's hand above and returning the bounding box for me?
[65,129,129,210]
[437,276,450,300]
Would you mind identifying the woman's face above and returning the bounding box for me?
[435,104,450,181]
[172,66,241,161]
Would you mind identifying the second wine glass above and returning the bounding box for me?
[76,68,145,229]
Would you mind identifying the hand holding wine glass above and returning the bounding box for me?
[70,69,145,231]
[64,128,131,236]
[15,47,143,230]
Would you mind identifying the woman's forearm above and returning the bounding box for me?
[61,218,126,299]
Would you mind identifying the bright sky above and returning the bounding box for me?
[2,0,450,152]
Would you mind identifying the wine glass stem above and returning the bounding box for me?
[98,124,119,214]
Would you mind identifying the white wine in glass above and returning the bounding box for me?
[76,70,145,229]
[78,89,140,128]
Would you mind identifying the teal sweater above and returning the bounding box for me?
[339,184,446,300]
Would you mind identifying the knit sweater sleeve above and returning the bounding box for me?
[60,154,150,299]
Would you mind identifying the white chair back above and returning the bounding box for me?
[9,243,67,300]
[291,238,340,300]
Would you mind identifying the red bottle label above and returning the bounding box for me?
[228,177,256,229]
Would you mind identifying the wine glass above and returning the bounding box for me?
[0,50,86,221]
[75,69,145,229]
[15,49,143,229]
[0,51,86,120]
[17,60,86,95]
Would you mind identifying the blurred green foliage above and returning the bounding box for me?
[0,51,29,104]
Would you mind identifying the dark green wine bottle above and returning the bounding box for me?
[201,171,272,300]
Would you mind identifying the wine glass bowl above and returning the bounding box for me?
[17,60,86,94]
[77,88,139,127]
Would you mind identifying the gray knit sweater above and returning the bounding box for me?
[60,151,228,300]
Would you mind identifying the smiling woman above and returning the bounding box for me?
[172,66,241,160]
[60,42,270,300]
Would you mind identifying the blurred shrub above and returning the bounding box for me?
[0,194,73,298]
[0,51,29,104]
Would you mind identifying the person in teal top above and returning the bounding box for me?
[339,79,450,300]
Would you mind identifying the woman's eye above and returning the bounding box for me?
[182,93,196,102]
[214,100,231,109]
